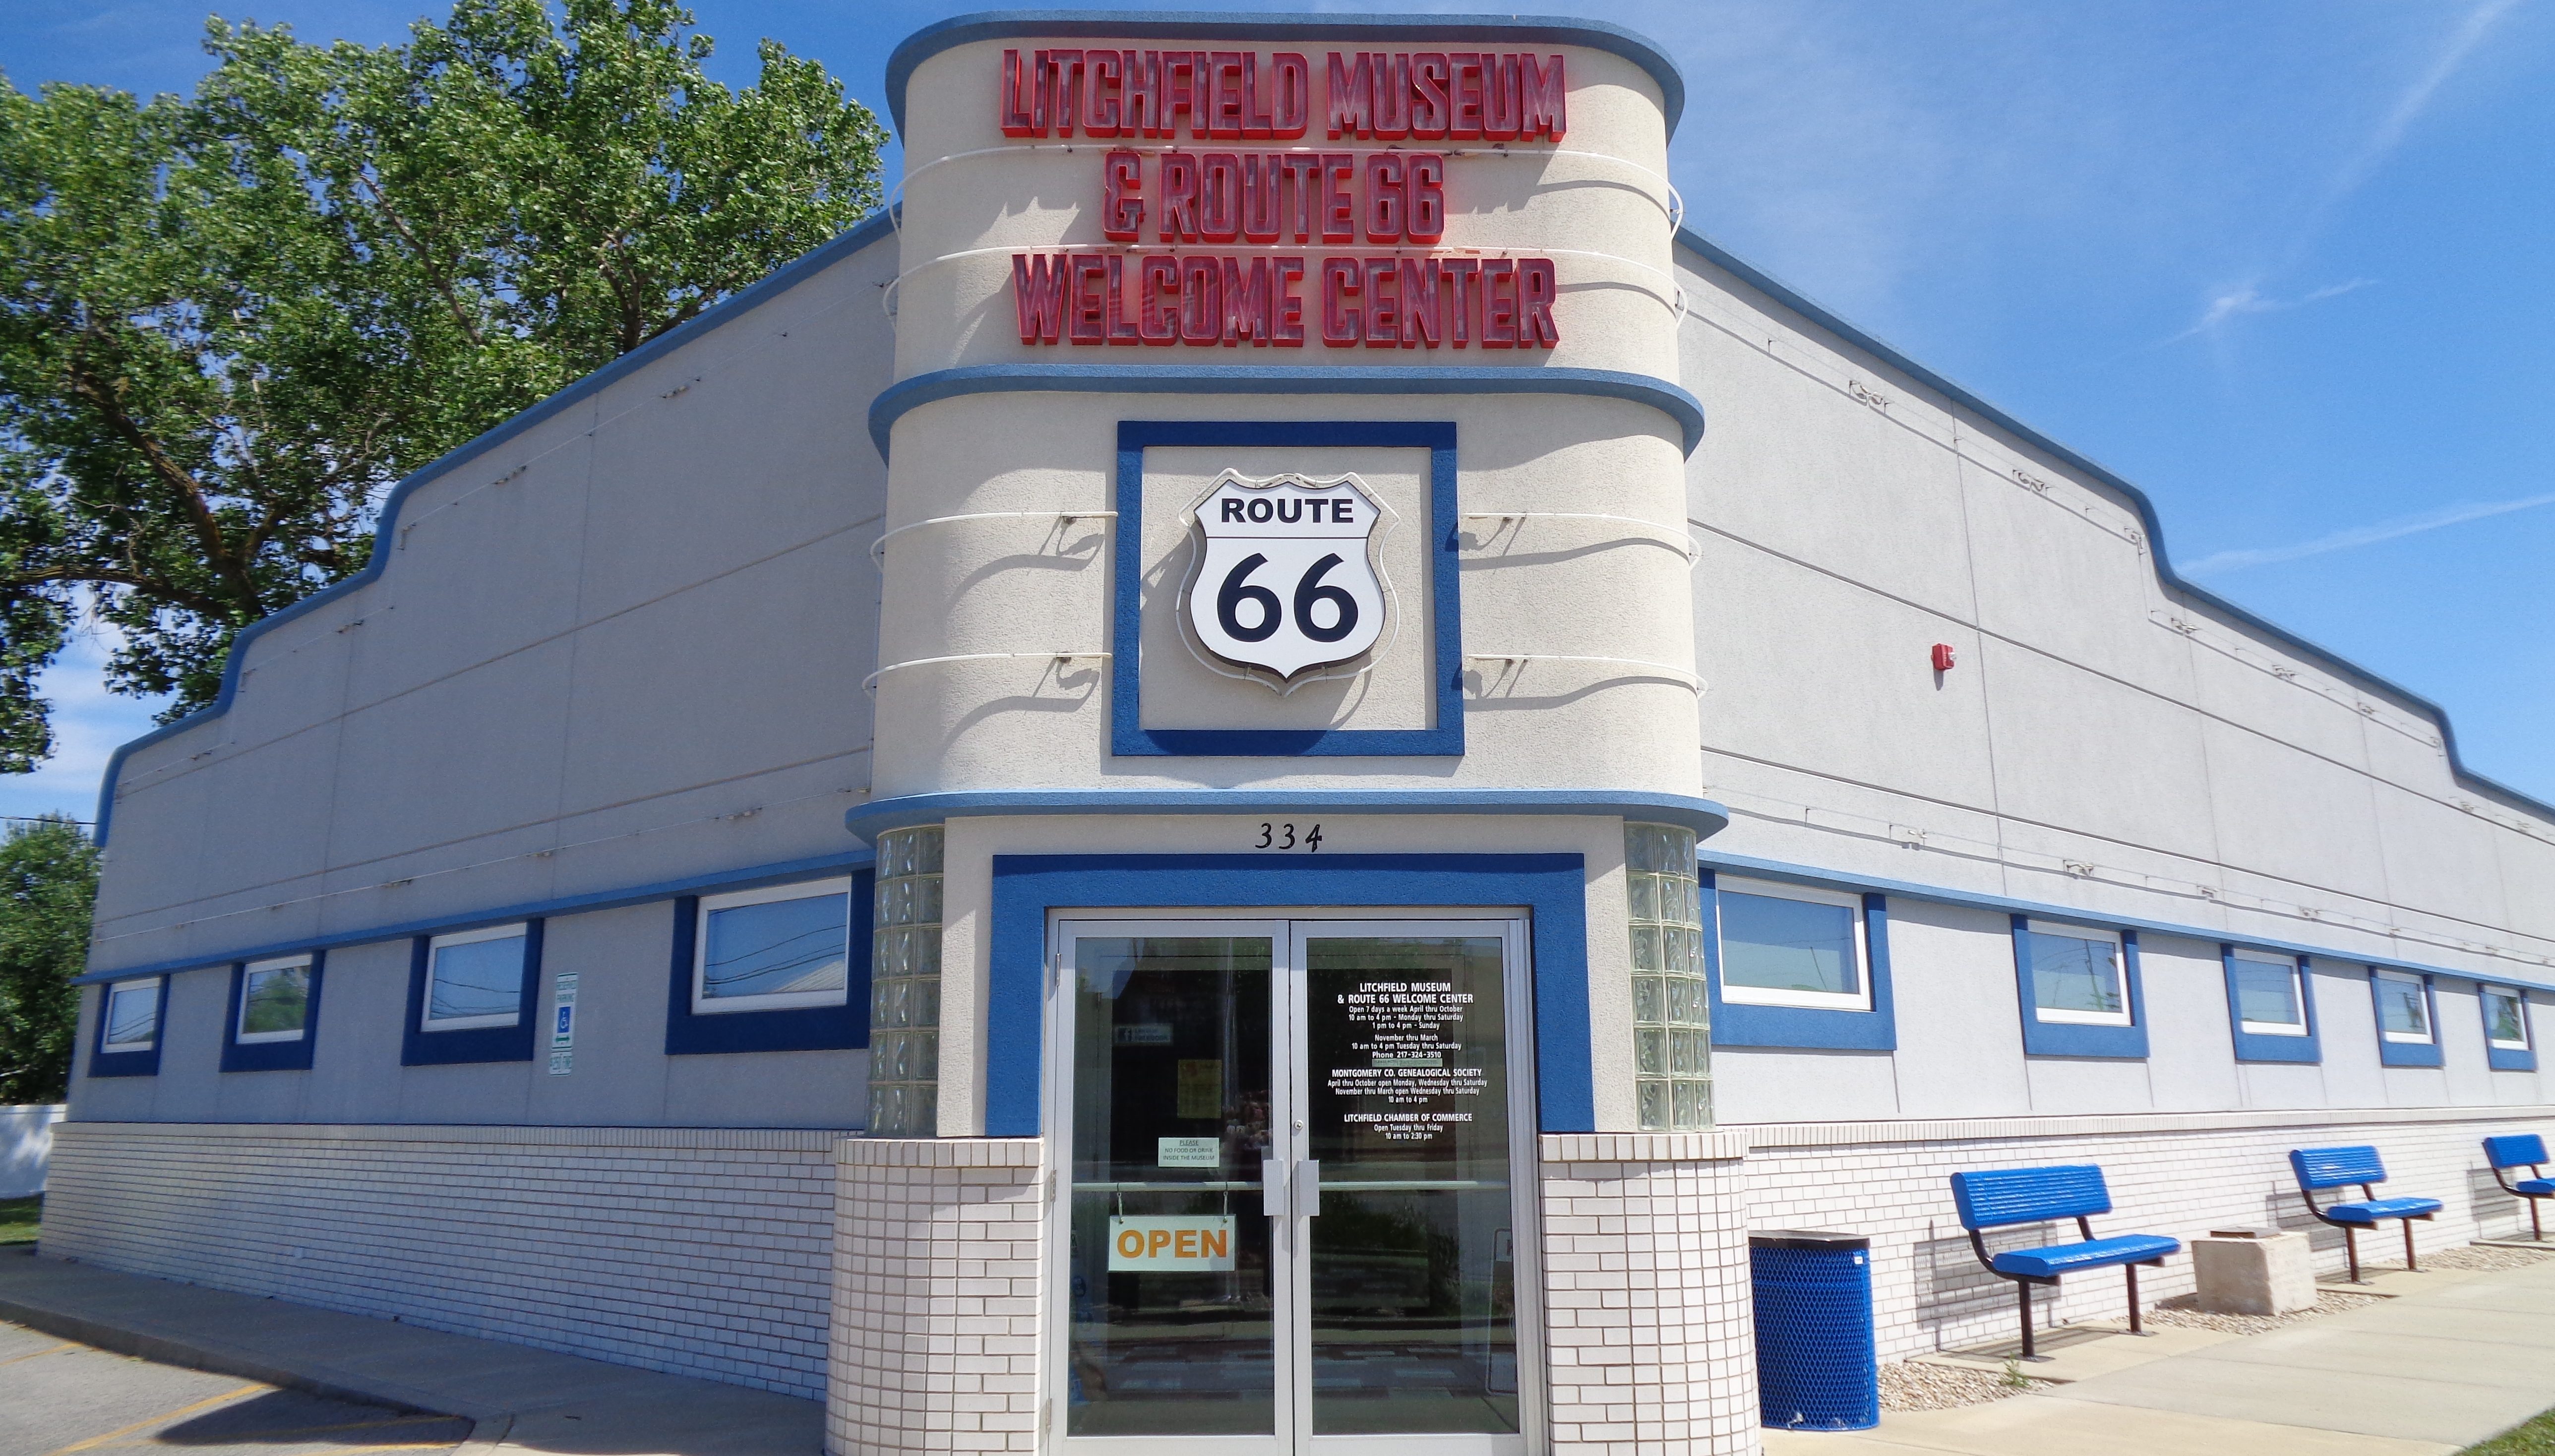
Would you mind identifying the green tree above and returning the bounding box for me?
[0,815,97,1102]
[0,0,887,766]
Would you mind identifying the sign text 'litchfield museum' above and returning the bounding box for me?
[1000,49,1569,350]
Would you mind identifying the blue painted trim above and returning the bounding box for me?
[88,210,899,847]
[2011,916,2148,1060]
[1112,420,1462,757]
[2372,969,2446,1069]
[1702,875,1896,1051]
[986,852,1591,1137]
[868,365,1706,463]
[72,849,876,987]
[2222,944,2321,1065]
[1675,226,2555,831]
[2484,984,2538,1073]
[84,974,169,1079]
[884,11,1685,140]
[663,871,874,1056]
[400,921,543,1067]
[1690,846,2555,999]
[220,951,325,1073]
[846,787,1730,844]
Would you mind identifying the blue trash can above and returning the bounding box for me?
[1751,1229,1879,1430]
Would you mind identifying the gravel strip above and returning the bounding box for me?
[1866,1245,2551,1413]
[2423,1243,2555,1272]
[1879,1359,2054,1412]
[2146,1286,2386,1335]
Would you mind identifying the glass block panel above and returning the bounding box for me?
[1624,823,1711,1131]
[867,824,946,1137]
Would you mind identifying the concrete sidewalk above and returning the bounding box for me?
[1768,1255,2555,1456]
[0,1247,822,1456]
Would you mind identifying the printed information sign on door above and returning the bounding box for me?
[1106,1215,1238,1272]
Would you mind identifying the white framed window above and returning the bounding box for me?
[2024,920,2131,1027]
[2373,969,2433,1043]
[2231,950,2310,1037]
[1714,876,1871,1011]
[102,977,162,1051]
[422,924,530,1031]
[2483,984,2531,1052]
[237,955,314,1043]
[693,878,852,1014]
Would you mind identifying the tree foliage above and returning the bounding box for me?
[0,0,887,764]
[0,815,98,1102]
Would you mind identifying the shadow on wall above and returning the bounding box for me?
[2466,1166,2527,1238]
[0,1105,64,1199]
[1917,1222,2054,1343]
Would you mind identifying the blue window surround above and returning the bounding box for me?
[663,871,873,1056]
[1112,420,1463,758]
[2222,945,2321,1065]
[401,921,544,1067]
[220,953,325,1073]
[2372,969,2445,1069]
[1703,873,1895,1051]
[2484,985,2538,1073]
[986,853,1592,1138]
[2009,915,2148,1059]
[86,976,169,1079]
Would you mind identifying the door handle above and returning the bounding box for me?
[1262,1157,1287,1218]
[1295,1159,1322,1218]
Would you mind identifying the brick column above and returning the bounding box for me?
[1539,1130,1759,1456]
[828,1137,1045,1455]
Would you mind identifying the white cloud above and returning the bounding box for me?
[2325,0,2525,206]
[2182,490,2555,576]
[2169,277,2377,343]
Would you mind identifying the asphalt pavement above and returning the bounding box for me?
[0,1318,471,1456]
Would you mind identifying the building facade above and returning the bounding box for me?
[49,13,2555,1456]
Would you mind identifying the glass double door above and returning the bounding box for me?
[1051,917,1534,1456]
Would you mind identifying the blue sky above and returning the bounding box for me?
[3,0,2550,824]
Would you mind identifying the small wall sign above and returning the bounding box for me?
[548,971,578,1075]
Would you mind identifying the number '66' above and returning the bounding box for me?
[1217,552,1360,644]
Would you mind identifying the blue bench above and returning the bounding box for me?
[1949,1164,2180,1359]
[2485,1134,2554,1243]
[2289,1145,2441,1282]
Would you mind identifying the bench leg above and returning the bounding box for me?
[2534,1198,2544,1242]
[2017,1279,2036,1361]
[2124,1263,2146,1335]
[2343,1225,2362,1284]
[2403,1219,2419,1274]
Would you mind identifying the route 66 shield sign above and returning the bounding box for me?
[1185,471,1388,682]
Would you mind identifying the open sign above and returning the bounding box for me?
[1106,1215,1237,1272]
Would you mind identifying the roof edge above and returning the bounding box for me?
[88,208,900,846]
[883,10,1685,140]
[1673,225,2555,830]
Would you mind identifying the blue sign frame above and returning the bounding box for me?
[985,853,1590,1137]
[1111,420,1463,757]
